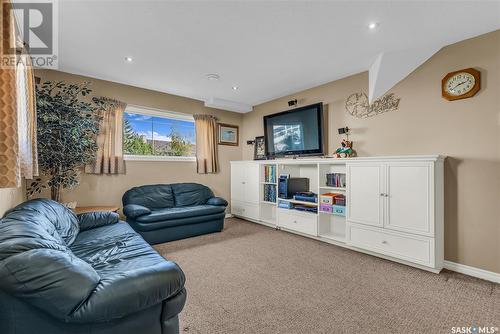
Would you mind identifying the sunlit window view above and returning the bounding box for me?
[123,110,196,157]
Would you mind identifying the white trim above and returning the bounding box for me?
[125,105,195,122]
[225,213,234,219]
[444,261,500,284]
[124,155,196,162]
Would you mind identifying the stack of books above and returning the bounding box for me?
[263,184,277,202]
[264,165,276,183]
[326,173,346,188]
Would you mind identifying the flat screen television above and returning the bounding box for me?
[263,102,324,158]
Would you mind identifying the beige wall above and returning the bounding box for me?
[35,70,243,211]
[242,30,500,273]
[0,186,24,216]
[27,31,500,274]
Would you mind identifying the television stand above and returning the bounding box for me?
[230,155,445,273]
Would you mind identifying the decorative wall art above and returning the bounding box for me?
[217,123,239,146]
[253,136,266,160]
[345,92,400,119]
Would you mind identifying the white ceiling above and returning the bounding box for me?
[58,1,500,112]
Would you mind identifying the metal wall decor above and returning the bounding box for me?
[345,92,400,119]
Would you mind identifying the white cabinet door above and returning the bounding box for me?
[231,163,246,202]
[347,164,384,227]
[385,163,433,235]
[245,163,260,204]
[231,162,259,204]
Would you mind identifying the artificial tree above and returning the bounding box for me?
[27,81,101,202]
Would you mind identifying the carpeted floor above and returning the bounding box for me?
[154,218,499,334]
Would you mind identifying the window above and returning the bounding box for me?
[123,106,196,161]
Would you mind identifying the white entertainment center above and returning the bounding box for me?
[230,155,445,273]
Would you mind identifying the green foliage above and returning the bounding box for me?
[27,81,101,201]
[123,118,153,155]
[165,130,192,156]
[124,120,193,157]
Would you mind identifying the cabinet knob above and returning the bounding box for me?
[382,240,388,244]
[242,181,246,184]
[380,193,385,197]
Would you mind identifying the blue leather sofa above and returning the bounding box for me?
[123,183,227,244]
[0,199,186,334]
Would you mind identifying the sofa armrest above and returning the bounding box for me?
[78,211,119,231]
[0,249,100,322]
[206,197,228,207]
[69,261,185,323]
[123,204,151,219]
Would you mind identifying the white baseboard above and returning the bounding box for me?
[225,213,234,219]
[444,261,500,284]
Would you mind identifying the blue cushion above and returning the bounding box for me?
[77,211,119,231]
[122,184,174,209]
[4,199,79,246]
[136,205,225,223]
[131,213,225,232]
[123,204,151,218]
[171,183,214,207]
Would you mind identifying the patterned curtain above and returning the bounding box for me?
[85,97,127,174]
[0,0,19,187]
[193,114,219,174]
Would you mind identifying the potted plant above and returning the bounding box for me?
[27,81,101,202]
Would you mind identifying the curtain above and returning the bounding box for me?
[193,114,219,174]
[25,55,38,177]
[16,54,38,180]
[85,97,127,174]
[0,0,19,187]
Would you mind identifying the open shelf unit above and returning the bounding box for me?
[259,163,278,224]
[250,160,349,243]
[317,163,347,241]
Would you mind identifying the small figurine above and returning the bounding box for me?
[335,139,355,158]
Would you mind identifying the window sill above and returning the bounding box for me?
[124,155,196,162]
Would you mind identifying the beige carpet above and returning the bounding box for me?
[154,218,499,334]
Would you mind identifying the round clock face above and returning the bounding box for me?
[445,72,476,96]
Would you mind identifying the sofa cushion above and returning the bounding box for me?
[171,183,214,207]
[68,222,186,323]
[3,199,79,246]
[71,222,171,275]
[136,205,225,223]
[130,213,225,232]
[122,184,174,209]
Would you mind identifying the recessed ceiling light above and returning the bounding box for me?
[124,56,133,63]
[206,73,220,81]
[232,86,239,90]
[368,22,379,30]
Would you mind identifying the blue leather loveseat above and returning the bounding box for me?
[123,183,227,244]
[0,199,186,334]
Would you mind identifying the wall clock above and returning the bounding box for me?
[442,68,480,101]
